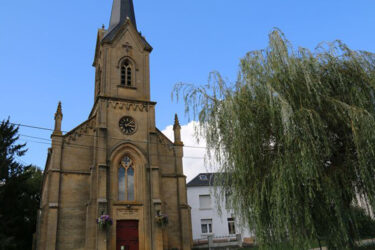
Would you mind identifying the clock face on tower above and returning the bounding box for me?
[119,116,137,135]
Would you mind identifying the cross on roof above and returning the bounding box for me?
[123,43,133,52]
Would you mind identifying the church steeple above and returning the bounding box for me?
[92,0,152,106]
[108,0,137,31]
[53,102,63,136]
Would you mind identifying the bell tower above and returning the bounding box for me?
[92,0,152,104]
[36,1,192,249]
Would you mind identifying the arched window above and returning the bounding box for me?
[118,155,135,201]
[121,59,132,87]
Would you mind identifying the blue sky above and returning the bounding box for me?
[1,0,375,168]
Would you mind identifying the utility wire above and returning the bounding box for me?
[15,156,29,166]
[20,134,50,142]
[12,122,208,149]
[19,137,206,160]
[13,123,53,132]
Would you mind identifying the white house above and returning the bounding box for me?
[187,173,254,244]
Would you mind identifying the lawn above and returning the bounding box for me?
[241,245,375,250]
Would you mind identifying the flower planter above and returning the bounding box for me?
[97,215,113,229]
[155,213,168,228]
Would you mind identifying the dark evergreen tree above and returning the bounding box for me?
[0,119,26,181]
[174,29,375,249]
[0,119,42,250]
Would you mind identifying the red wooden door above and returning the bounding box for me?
[116,220,139,250]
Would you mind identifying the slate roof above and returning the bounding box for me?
[108,0,136,31]
[187,173,217,187]
[102,0,152,52]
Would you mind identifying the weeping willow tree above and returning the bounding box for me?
[173,29,375,249]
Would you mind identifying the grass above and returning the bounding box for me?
[243,247,375,250]
[194,244,375,250]
[357,246,375,250]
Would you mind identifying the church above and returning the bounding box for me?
[35,0,192,249]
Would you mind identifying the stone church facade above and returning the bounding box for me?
[35,0,192,249]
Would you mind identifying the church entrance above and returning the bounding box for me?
[116,220,139,250]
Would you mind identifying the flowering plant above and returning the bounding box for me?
[96,214,113,228]
[155,213,168,227]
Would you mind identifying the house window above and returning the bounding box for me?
[201,219,213,234]
[118,156,135,201]
[228,218,236,235]
[199,174,208,181]
[199,195,211,209]
[121,59,132,86]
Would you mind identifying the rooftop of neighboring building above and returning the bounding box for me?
[187,173,217,187]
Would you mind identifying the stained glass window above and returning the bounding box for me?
[118,167,125,201]
[123,156,131,166]
[118,155,135,201]
[127,167,134,201]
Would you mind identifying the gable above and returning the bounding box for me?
[101,19,152,52]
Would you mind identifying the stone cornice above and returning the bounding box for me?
[89,96,156,118]
[64,117,96,143]
[49,169,91,175]
[107,99,149,112]
[49,203,59,209]
[179,204,191,209]
[155,128,174,151]
[101,96,156,105]
[161,174,187,178]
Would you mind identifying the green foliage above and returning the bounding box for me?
[352,207,375,239]
[0,119,26,180]
[174,29,375,249]
[0,119,42,250]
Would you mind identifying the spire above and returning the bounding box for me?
[173,114,183,146]
[102,0,152,51]
[108,0,137,31]
[173,114,181,130]
[53,102,63,136]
